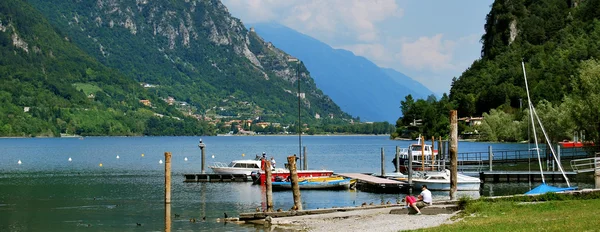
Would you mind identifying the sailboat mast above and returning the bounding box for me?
[521,61,545,184]
[297,62,302,168]
[531,107,572,187]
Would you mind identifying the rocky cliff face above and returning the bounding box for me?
[29,0,349,123]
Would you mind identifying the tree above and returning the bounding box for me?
[564,59,600,145]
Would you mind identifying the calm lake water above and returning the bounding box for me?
[0,136,583,231]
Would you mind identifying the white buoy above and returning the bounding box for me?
[68,157,72,162]
[159,160,163,164]
[116,155,120,159]
[184,157,188,161]
[17,160,22,165]
[211,154,215,159]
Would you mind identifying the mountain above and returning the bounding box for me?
[0,0,216,136]
[380,68,434,97]
[26,0,352,126]
[449,0,600,117]
[250,23,432,123]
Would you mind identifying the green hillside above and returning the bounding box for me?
[447,0,600,144]
[26,0,353,126]
[0,0,212,136]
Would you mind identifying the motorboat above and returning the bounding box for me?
[270,176,354,190]
[397,142,439,173]
[251,168,334,185]
[411,169,481,191]
[209,159,262,176]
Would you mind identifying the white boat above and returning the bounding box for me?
[209,159,262,176]
[411,169,481,191]
[396,139,439,172]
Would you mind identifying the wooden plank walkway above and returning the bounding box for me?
[183,173,250,182]
[337,173,406,193]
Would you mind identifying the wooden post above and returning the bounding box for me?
[421,136,425,171]
[265,160,274,212]
[287,155,302,211]
[438,136,442,168]
[165,152,172,204]
[431,136,436,168]
[165,201,171,232]
[303,146,307,171]
[489,146,493,172]
[449,110,458,200]
[595,154,599,189]
[408,148,413,195]
[395,146,400,173]
[381,147,385,176]
[198,139,206,174]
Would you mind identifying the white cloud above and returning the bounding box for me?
[222,0,403,43]
[399,34,456,71]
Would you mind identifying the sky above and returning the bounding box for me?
[221,0,494,95]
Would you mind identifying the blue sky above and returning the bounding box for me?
[221,0,494,95]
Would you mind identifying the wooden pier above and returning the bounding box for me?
[337,173,406,193]
[183,173,250,182]
[472,171,577,183]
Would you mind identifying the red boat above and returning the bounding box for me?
[559,140,594,148]
[251,168,334,185]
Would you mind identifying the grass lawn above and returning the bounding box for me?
[411,198,600,231]
[72,83,102,96]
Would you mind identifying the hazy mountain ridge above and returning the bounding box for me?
[250,22,434,122]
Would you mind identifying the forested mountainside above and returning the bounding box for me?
[27,0,352,126]
[447,0,600,143]
[450,0,599,117]
[0,0,214,136]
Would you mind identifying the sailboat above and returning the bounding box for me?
[521,61,577,195]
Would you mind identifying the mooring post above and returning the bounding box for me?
[265,160,274,212]
[556,145,561,168]
[431,136,436,167]
[165,152,172,204]
[595,153,599,189]
[450,110,458,200]
[421,136,425,171]
[408,148,413,195]
[165,201,171,232]
[489,146,493,172]
[381,147,385,176]
[395,146,400,173]
[438,136,443,169]
[287,155,302,211]
[303,146,307,171]
[198,139,206,174]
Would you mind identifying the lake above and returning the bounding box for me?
[0,136,579,231]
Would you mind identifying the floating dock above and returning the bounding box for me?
[337,173,406,193]
[184,173,250,182]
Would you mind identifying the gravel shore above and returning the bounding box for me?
[269,206,460,232]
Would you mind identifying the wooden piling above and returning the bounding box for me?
[265,160,274,212]
[421,136,425,171]
[303,146,307,171]
[431,136,436,167]
[381,147,385,176]
[165,202,171,232]
[165,152,172,204]
[449,110,458,200]
[395,146,400,173]
[438,136,442,166]
[408,148,413,195]
[287,156,303,211]
[594,153,600,189]
[199,140,206,174]
[489,146,493,172]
